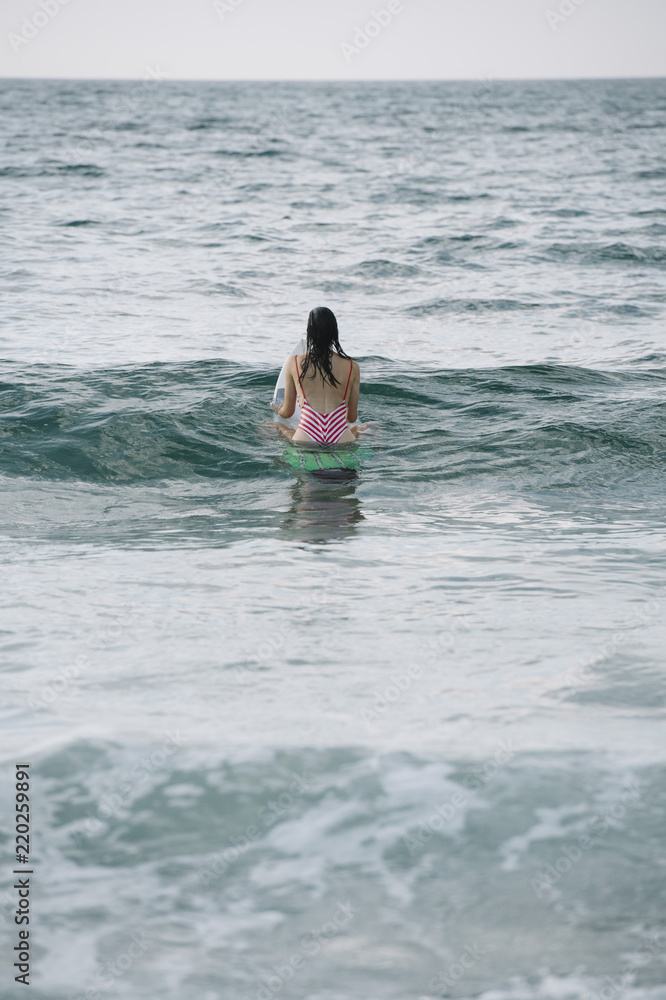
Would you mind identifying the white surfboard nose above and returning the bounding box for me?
[273,338,306,429]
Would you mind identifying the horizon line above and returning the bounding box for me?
[1,74,665,84]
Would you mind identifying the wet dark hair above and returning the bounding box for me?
[300,306,350,387]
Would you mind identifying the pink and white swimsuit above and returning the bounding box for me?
[294,357,353,445]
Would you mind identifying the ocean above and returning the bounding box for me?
[1,77,666,1000]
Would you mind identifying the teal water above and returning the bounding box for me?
[1,78,666,1000]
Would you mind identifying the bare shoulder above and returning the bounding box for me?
[342,355,360,382]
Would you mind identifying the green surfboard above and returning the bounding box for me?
[283,441,371,474]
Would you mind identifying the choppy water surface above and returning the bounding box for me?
[1,79,666,1000]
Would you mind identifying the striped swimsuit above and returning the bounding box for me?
[295,356,353,445]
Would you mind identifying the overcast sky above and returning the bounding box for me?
[1,0,664,81]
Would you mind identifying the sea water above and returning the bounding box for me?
[1,78,666,1000]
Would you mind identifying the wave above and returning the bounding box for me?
[58,218,100,227]
[346,259,422,279]
[545,241,666,265]
[635,167,666,179]
[28,738,666,999]
[0,162,106,178]
[405,297,547,315]
[1,360,665,486]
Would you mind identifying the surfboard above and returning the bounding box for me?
[282,441,371,474]
[272,338,304,431]
[272,341,369,478]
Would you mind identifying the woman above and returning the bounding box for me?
[272,307,366,444]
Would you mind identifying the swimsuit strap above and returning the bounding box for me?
[295,354,353,402]
[343,358,353,400]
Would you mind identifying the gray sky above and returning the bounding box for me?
[1,0,664,80]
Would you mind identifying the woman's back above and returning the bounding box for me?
[295,352,353,414]
[292,350,359,446]
[272,306,361,446]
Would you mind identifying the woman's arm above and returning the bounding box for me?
[346,361,360,423]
